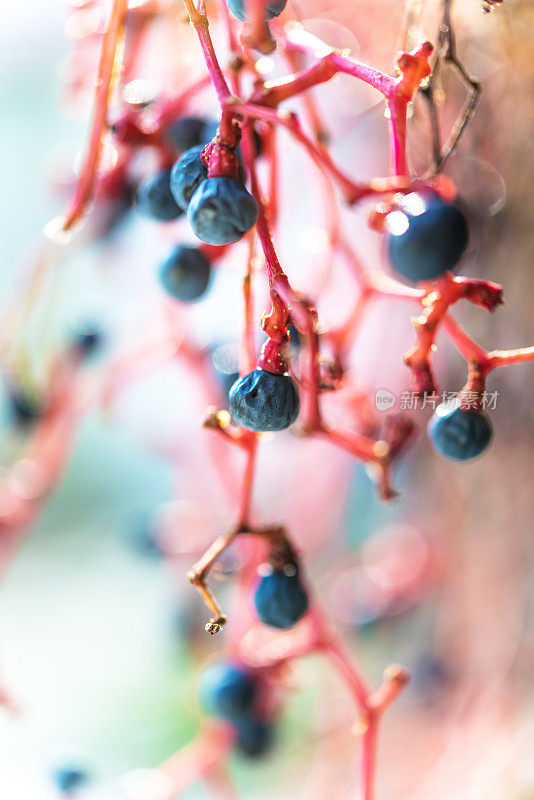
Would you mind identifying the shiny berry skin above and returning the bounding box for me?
[170,145,208,211]
[199,662,256,722]
[386,192,469,282]
[135,170,183,221]
[254,565,309,629]
[229,369,300,432]
[227,0,287,21]
[51,763,88,795]
[159,245,211,301]
[188,177,258,246]
[235,719,273,758]
[427,403,493,461]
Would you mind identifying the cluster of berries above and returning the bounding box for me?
[385,189,492,461]
[134,113,262,304]
[226,187,492,462]
[137,126,493,464]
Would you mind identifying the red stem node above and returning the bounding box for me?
[202,114,242,179]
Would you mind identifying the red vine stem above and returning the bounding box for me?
[61,0,129,231]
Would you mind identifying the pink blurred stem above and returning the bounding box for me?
[62,0,129,231]
[157,723,235,797]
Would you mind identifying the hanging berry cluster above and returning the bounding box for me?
[2,0,532,798]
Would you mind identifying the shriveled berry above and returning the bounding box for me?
[159,245,211,301]
[229,369,300,432]
[235,719,273,758]
[135,170,183,221]
[386,192,469,281]
[188,177,258,246]
[51,763,88,795]
[170,145,208,211]
[428,402,492,461]
[227,0,287,21]
[254,564,309,629]
[199,662,256,722]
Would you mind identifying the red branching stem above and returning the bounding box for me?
[152,74,212,130]
[314,610,409,800]
[266,124,279,224]
[369,273,424,301]
[232,101,408,203]
[441,313,489,366]
[241,233,257,375]
[360,716,379,800]
[258,50,393,107]
[369,664,411,713]
[61,0,129,231]
[273,278,322,429]
[487,346,534,369]
[317,425,385,465]
[241,0,276,54]
[246,154,286,287]
[320,637,371,710]
[237,439,258,529]
[283,44,330,144]
[183,0,232,103]
[388,93,409,176]
[404,272,468,395]
[216,0,240,54]
[121,9,151,84]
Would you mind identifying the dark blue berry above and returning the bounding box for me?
[71,322,103,357]
[229,369,300,432]
[158,245,211,301]
[227,0,287,21]
[6,386,43,426]
[387,192,469,281]
[199,662,256,722]
[411,654,451,702]
[99,181,134,238]
[166,116,211,151]
[235,719,273,758]
[51,763,88,795]
[135,170,183,221]
[170,145,209,211]
[188,177,258,246]
[427,403,492,461]
[254,565,309,629]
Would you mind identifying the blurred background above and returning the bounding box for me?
[1,1,534,798]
